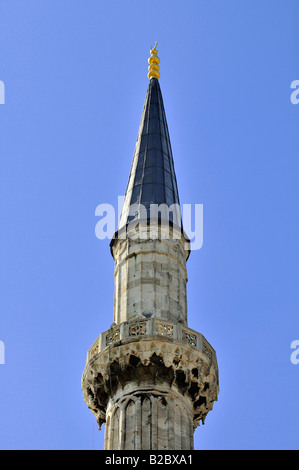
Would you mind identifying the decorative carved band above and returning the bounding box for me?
[156,322,174,338]
[82,338,219,432]
[106,327,120,346]
[87,319,218,374]
[129,321,146,336]
[90,342,100,357]
[202,338,213,362]
[181,329,197,347]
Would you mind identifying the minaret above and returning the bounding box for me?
[82,45,219,450]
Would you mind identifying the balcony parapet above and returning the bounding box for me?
[85,317,218,372]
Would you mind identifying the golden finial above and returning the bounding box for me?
[148,42,160,80]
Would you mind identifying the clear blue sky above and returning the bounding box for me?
[0,0,298,450]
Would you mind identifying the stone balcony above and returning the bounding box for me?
[82,317,219,431]
[84,317,218,373]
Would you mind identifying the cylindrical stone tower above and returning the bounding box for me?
[82,45,219,450]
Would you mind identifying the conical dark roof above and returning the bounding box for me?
[117,78,181,230]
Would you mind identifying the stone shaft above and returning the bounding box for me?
[104,384,194,450]
[112,223,189,325]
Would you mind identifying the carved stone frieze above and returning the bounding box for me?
[82,334,219,433]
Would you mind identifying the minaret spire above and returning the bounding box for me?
[116,44,183,238]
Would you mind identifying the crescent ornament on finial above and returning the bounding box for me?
[148,43,160,80]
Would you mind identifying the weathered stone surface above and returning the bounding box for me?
[112,224,189,325]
